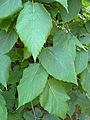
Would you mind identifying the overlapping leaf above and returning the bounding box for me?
[0,55,11,87]
[75,50,88,74]
[79,36,90,45]
[18,63,48,107]
[0,94,7,120]
[0,0,89,119]
[55,0,68,11]
[0,0,23,20]
[43,114,60,120]
[80,64,90,96]
[85,20,90,33]
[38,0,68,11]
[59,0,81,22]
[39,46,77,84]
[40,78,70,119]
[0,19,11,31]
[0,30,18,56]
[16,2,52,60]
[53,30,76,60]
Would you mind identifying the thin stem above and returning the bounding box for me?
[31,102,37,120]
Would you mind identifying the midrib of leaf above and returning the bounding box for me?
[1,31,11,43]
[20,65,39,85]
[48,48,68,75]
[25,65,39,102]
[4,31,11,41]
[30,65,40,83]
[25,3,35,53]
[31,4,44,53]
[32,3,34,45]
[48,81,59,104]
[18,65,40,105]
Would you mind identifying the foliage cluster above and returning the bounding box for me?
[0,0,90,119]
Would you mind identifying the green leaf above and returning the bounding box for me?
[43,114,60,120]
[80,64,90,96]
[0,19,11,31]
[8,111,23,120]
[23,48,31,60]
[39,46,77,84]
[0,55,11,87]
[59,0,81,23]
[77,92,90,116]
[2,87,16,112]
[38,0,68,11]
[79,36,90,45]
[68,91,78,117]
[68,91,90,117]
[40,78,70,119]
[24,107,42,119]
[37,0,54,3]
[16,2,52,60]
[9,65,23,84]
[45,6,58,20]
[70,22,81,36]
[7,47,23,62]
[35,107,42,118]
[79,114,86,120]
[85,20,90,33]
[24,111,34,120]
[0,0,23,20]
[0,94,7,120]
[55,0,68,11]
[0,30,18,56]
[18,63,48,107]
[75,50,88,74]
[24,107,42,120]
[88,48,90,61]
[53,30,76,61]
[74,36,86,51]
[79,26,89,37]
